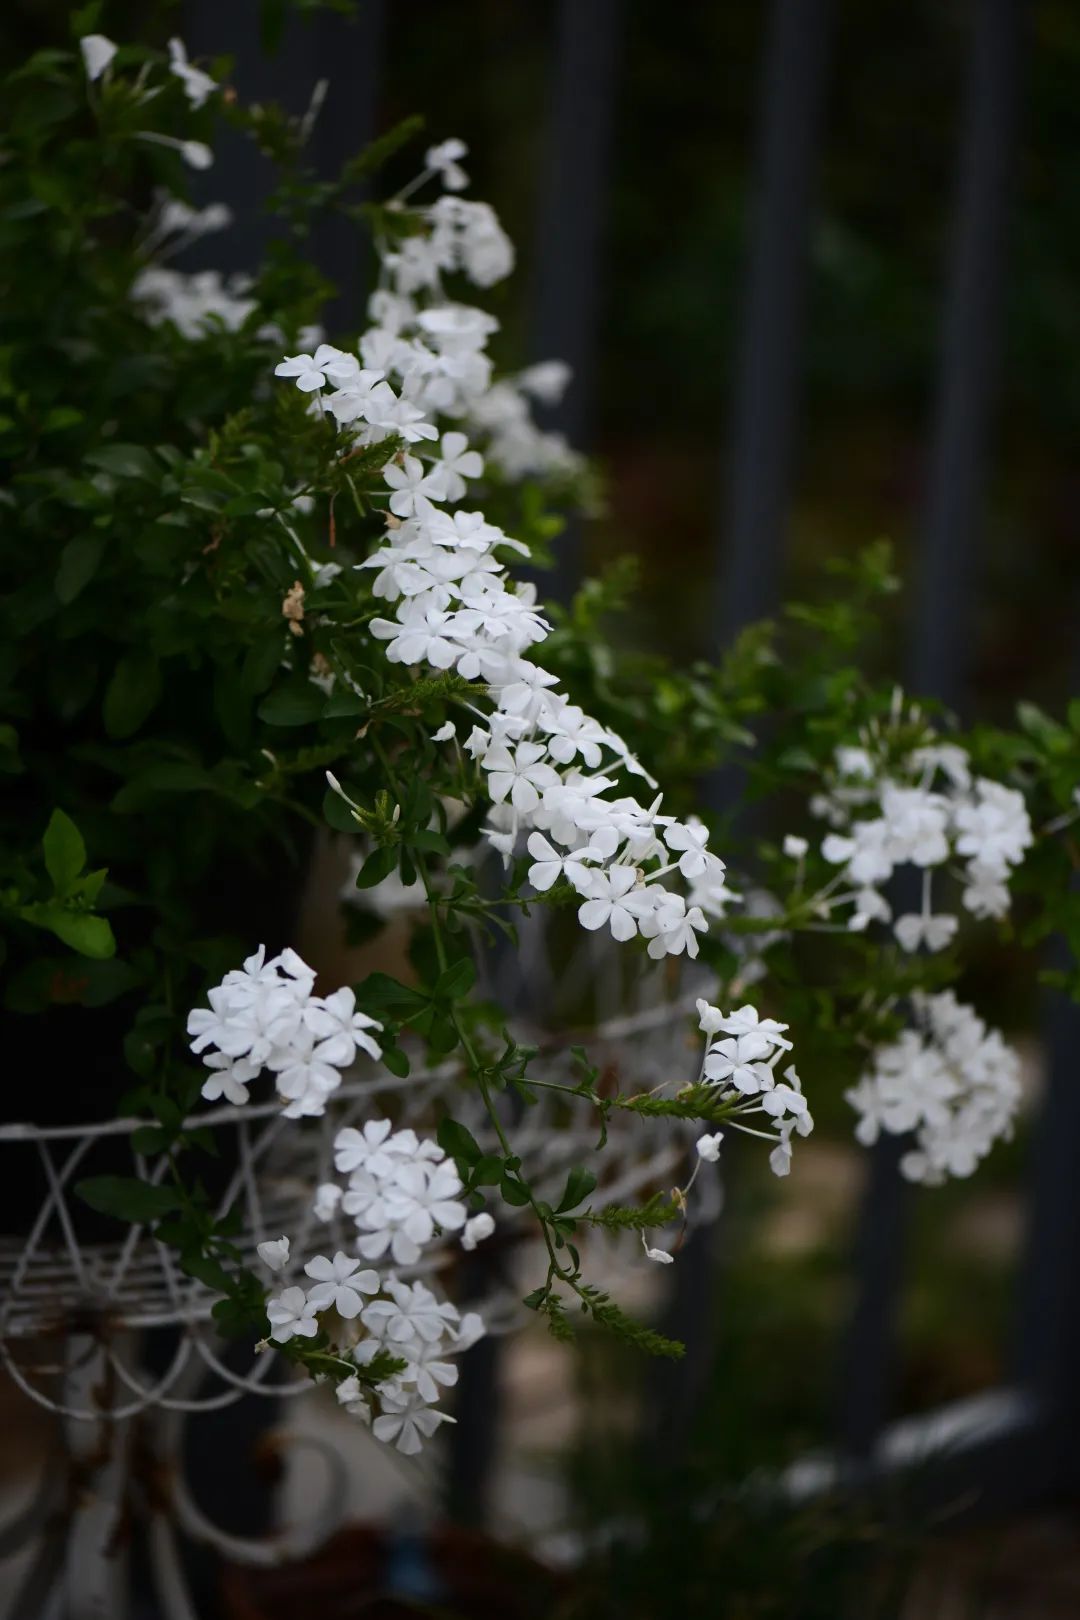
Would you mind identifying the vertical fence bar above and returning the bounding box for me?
[308,1,386,332]
[445,0,625,1524]
[714,0,831,646]
[529,0,624,600]
[181,0,384,326]
[650,0,832,1460]
[838,0,1023,1461]
[1015,595,1080,1495]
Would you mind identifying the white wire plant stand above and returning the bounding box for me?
[0,969,714,1620]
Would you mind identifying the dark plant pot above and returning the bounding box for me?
[220,1521,567,1620]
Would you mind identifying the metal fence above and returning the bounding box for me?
[183,0,1080,1526]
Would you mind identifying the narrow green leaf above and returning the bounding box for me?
[103,652,162,739]
[437,1117,482,1166]
[43,808,85,893]
[56,536,105,604]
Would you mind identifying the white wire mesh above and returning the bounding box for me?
[0,965,714,1421]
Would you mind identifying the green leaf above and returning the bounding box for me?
[437,1117,482,1166]
[472,1155,503,1185]
[257,684,326,726]
[556,1166,597,1214]
[352,971,427,1016]
[181,1253,234,1293]
[381,1044,410,1078]
[354,844,398,889]
[85,443,159,480]
[131,1125,170,1155]
[241,631,285,695]
[56,536,105,604]
[500,1171,532,1207]
[43,808,85,893]
[43,908,116,959]
[75,1175,181,1224]
[103,652,162,739]
[322,786,361,833]
[434,957,476,1002]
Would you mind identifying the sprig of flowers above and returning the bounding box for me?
[845,991,1022,1183]
[809,696,1033,949]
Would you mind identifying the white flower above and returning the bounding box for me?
[432,721,456,742]
[266,1286,318,1343]
[526,831,601,893]
[334,1375,372,1420]
[274,345,343,393]
[257,1237,290,1272]
[179,140,214,171]
[641,1234,674,1265]
[373,1390,454,1455]
[712,1005,792,1050]
[313,1182,342,1222]
[383,1160,468,1248]
[461,1212,495,1250]
[370,602,458,669]
[703,1034,772,1094]
[302,987,383,1067]
[517,361,571,405]
[696,999,726,1037]
[485,740,559,813]
[782,834,808,859]
[200,1052,258,1105]
[80,34,117,80]
[696,1132,724,1162]
[894,911,958,953]
[577,866,644,943]
[304,1252,380,1319]
[426,136,469,191]
[362,1279,461,1345]
[430,431,483,501]
[383,454,445,517]
[663,817,711,879]
[769,1126,794,1177]
[167,37,216,107]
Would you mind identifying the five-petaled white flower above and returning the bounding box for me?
[266,1286,318,1343]
[304,1252,380,1319]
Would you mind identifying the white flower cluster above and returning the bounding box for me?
[811,720,1032,951]
[257,1113,492,1454]
[186,947,382,1118]
[694,999,813,1178]
[845,991,1022,1184]
[314,1116,496,1267]
[259,1237,485,1455]
[273,149,734,959]
[132,266,258,339]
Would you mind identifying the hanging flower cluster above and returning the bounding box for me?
[186,947,383,1117]
[844,991,1022,1184]
[809,703,1033,951]
[694,998,813,1179]
[257,1229,486,1455]
[320,1116,490,1267]
[272,158,730,961]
